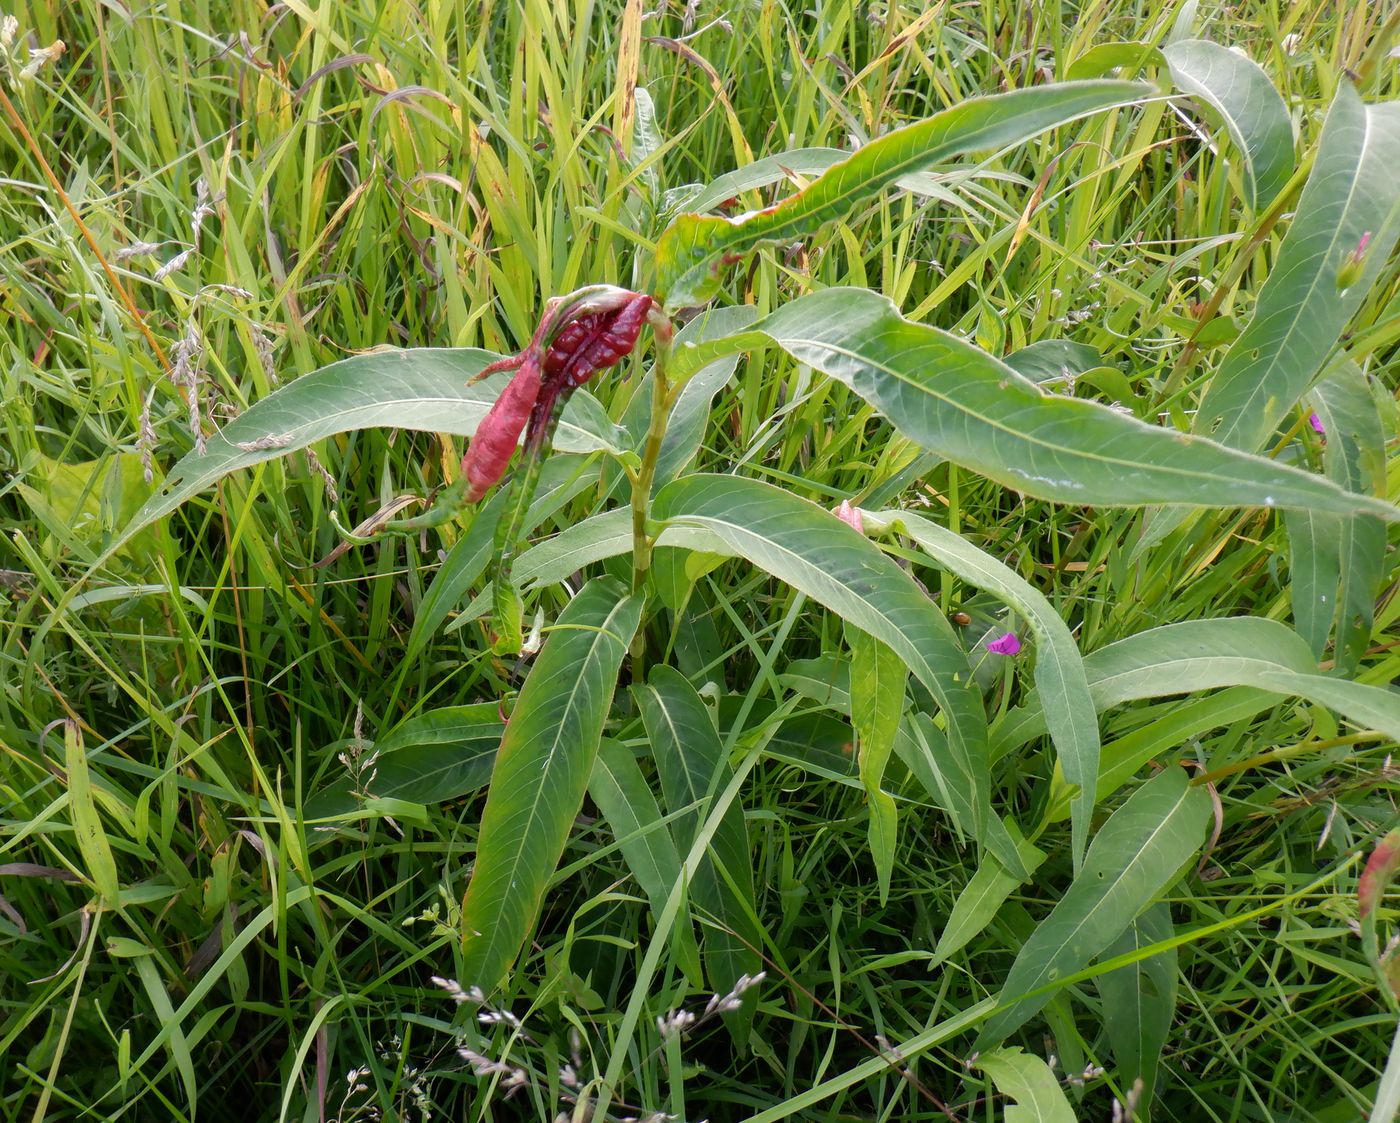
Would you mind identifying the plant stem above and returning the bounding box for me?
[629,314,675,674]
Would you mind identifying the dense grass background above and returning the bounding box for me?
[2,1,1399,1120]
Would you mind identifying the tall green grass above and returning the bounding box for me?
[2,1,1398,1121]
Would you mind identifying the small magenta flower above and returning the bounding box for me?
[1308,412,1325,435]
[986,632,1021,656]
[833,499,865,534]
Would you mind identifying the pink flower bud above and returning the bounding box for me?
[985,632,1021,656]
[1308,413,1325,435]
[833,499,864,534]
[1360,828,1400,918]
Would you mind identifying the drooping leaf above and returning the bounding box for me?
[1096,901,1177,1111]
[634,666,761,1012]
[106,349,628,560]
[993,617,1400,757]
[976,767,1210,1047]
[304,704,505,817]
[459,577,643,991]
[931,830,1046,967]
[1193,87,1400,453]
[1285,361,1388,668]
[865,509,1099,871]
[708,287,1397,519]
[846,625,907,903]
[652,474,1027,876]
[1163,39,1295,210]
[974,1047,1078,1123]
[655,81,1149,308]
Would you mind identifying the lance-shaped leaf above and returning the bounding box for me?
[931,830,1046,967]
[1285,361,1388,668]
[105,349,627,560]
[1193,87,1400,453]
[305,703,505,817]
[588,739,702,983]
[1095,901,1177,1111]
[992,616,1400,758]
[634,667,761,1009]
[652,474,1026,876]
[975,767,1210,1047]
[654,80,1149,308]
[721,287,1397,519]
[973,1047,1078,1123]
[846,625,907,903]
[864,509,1099,871]
[1163,39,1294,210]
[459,577,643,992]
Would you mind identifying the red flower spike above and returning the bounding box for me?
[462,288,656,504]
[543,294,653,389]
[462,355,541,502]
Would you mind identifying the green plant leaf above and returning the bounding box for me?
[652,474,1027,876]
[634,666,761,1011]
[993,617,1400,758]
[1285,361,1388,668]
[1002,338,1107,384]
[1193,86,1400,453]
[1095,901,1177,1110]
[459,577,643,992]
[588,739,701,981]
[976,767,1211,1047]
[728,287,1398,519]
[64,720,119,907]
[679,146,987,220]
[1065,41,1167,81]
[654,80,1149,308]
[682,148,848,215]
[974,1047,1078,1123]
[931,830,1046,967]
[304,703,505,817]
[1163,39,1294,209]
[865,509,1099,871]
[846,625,907,903]
[106,349,627,559]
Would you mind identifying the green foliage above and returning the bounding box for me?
[3,2,1399,1122]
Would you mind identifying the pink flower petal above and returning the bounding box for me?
[1308,412,1325,435]
[986,632,1021,656]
